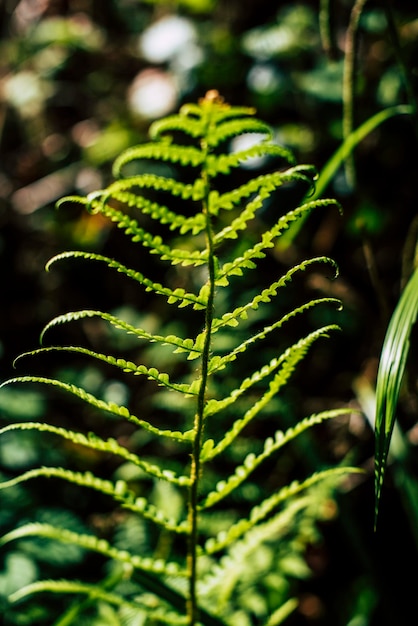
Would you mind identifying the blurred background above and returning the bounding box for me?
[1,1,418,624]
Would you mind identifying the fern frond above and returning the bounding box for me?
[0,377,193,440]
[204,467,362,554]
[9,579,189,625]
[148,105,269,146]
[213,257,338,331]
[202,325,340,460]
[208,298,342,375]
[180,101,256,121]
[198,498,308,609]
[149,115,207,141]
[210,166,315,215]
[93,190,207,236]
[113,143,205,177]
[46,251,207,309]
[86,201,209,267]
[0,423,192,495]
[1,523,187,577]
[205,142,295,177]
[2,95,355,625]
[0,466,190,523]
[207,118,273,147]
[15,345,199,396]
[106,173,206,202]
[200,409,354,508]
[40,310,203,360]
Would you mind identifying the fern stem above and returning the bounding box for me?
[187,133,217,625]
[342,0,368,188]
[319,0,337,59]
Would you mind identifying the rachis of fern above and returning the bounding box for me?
[0,91,360,626]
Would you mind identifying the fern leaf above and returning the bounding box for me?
[2,525,226,626]
[216,202,340,282]
[148,102,266,145]
[46,251,207,309]
[208,298,342,374]
[107,173,206,202]
[113,142,205,177]
[210,166,315,215]
[149,115,206,141]
[40,309,203,359]
[200,409,354,508]
[15,345,198,396]
[55,194,90,211]
[205,142,295,176]
[207,118,273,147]
[202,325,340,460]
[180,100,256,121]
[0,423,192,495]
[98,190,207,236]
[85,201,209,267]
[213,257,338,331]
[0,466,191,526]
[198,499,308,610]
[0,377,193,440]
[1,523,187,577]
[9,579,189,625]
[204,467,362,554]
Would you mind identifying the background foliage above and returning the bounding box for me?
[1,1,418,624]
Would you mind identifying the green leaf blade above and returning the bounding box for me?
[374,266,418,525]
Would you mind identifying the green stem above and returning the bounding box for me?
[319,0,337,59]
[342,0,369,189]
[187,145,216,626]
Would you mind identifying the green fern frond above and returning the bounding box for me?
[113,142,205,177]
[0,377,193,440]
[0,466,190,519]
[208,298,342,375]
[46,251,207,309]
[180,101,256,121]
[1,523,187,578]
[202,325,340,460]
[205,143,295,177]
[204,467,362,555]
[1,95,355,625]
[198,499,308,612]
[40,309,203,359]
[207,118,273,147]
[0,422,192,496]
[15,345,198,395]
[9,579,189,625]
[212,257,338,331]
[148,104,267,146]
[94,191,207,235]
[210,166,315,215]
[148,115,207,141]
[84,201,209,267]
[107,173,206,202]
[200,409,354,508]
[216,211,339,282]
